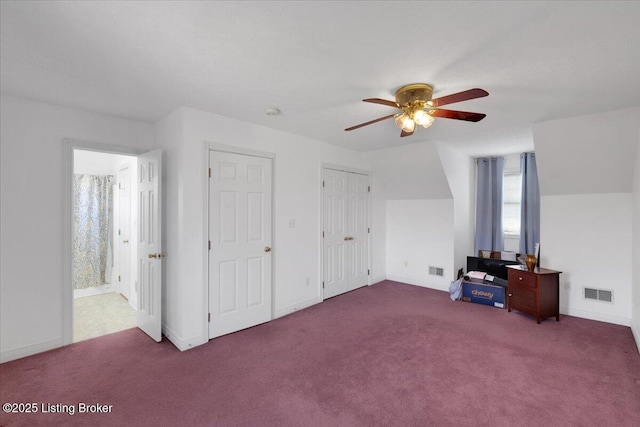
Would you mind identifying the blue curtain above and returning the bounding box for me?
[519,152,540,256]
[474,157,504,253]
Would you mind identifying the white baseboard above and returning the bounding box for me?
[370,275,386,285]
[631,320,640,356]
[385,275,449,293]
[162,323,207,352]
[560,306,631,327]
[274,296,322,319]
[0,338,63,364]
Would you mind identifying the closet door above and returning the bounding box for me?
[323,168,369,299]
[323,169,349,299]
[347,172,369,291]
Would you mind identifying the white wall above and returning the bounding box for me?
[364,141,455,289]
[0,95,154,363]
[156,107,371,350]
[541,193,632,325]
[632,132,640,352]
[368,172,386,284]
[437,142,474,274]
[385,199,454,291]
[154,108,185,344]
[533,107,639,327]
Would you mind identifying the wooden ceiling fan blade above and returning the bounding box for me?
[431,88,489,107]
[430,109,486,122]
[344,114,396,131]
[400,129,414,137]
[363,98,399,108]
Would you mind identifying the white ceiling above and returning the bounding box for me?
[1,1,639,154]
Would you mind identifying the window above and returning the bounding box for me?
[502,154,521,236]
[503,172,521,235]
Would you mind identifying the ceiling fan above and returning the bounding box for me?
[345,83,489,137]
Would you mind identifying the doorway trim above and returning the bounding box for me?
[115,161,134,304]
[203,141,276,342]
[62,139,147,346]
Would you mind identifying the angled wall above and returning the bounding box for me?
[437,143,474,275]
[533,107,639,326]
[535,108,638,196]
[364,142,452,200]
[364,141,455,289]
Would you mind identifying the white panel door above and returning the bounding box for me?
[322,169,349,299]
[137,150,162,342]
[209,151,272,339]
[347,172,369,290]
[117,164,131,300]
[323,168,369,299]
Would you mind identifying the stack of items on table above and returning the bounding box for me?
[449,270,508,309]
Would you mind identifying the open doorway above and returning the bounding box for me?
[72,149,138,342]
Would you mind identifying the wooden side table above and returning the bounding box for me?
[507,265,562,324]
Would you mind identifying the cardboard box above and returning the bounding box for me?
[461,279,506,309]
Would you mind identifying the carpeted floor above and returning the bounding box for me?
[2,280,639,427]
[73,292,136,342]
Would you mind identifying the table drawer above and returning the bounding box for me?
[509,270,537,288]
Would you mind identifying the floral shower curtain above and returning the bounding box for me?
[73,174,114,289]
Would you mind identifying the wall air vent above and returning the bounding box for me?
[584,287,613,303]
[429,266,444,277]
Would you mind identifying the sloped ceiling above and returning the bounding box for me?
[1,1,639,154]
[534,107,640,196]
[364,142,452,199]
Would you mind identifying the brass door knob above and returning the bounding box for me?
[264,246,272,253]
[123,239,129,244]
[344,236,354,241]
[148,253,167,259]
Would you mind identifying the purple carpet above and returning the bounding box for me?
[2,280,639,426]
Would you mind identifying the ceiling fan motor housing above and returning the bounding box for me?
[394,83,433,108]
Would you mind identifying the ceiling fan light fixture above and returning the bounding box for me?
[412,109,434,128]
[345,84,488,137]
[403,120,416,133]
[395,113,415,133]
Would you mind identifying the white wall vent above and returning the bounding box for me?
[583,287,613,303]
[429,266,444,277]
